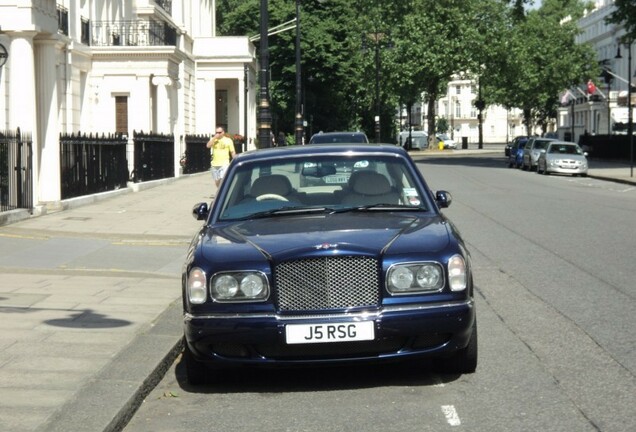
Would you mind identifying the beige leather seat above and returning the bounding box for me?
[341,171,399,206]
[250,174,296,200]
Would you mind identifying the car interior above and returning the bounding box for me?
[218,156,426,220]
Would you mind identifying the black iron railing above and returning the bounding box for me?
[0,128,33,213]
[91,20,177,47]
[60,133,129,200]
[132,131,174,182]
[182,135,210,174]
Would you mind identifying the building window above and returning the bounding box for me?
[455,85,461,95]
[57,5,69,36]
[115,96,128,135]
[81,18,91,45]
[455,102,461,118]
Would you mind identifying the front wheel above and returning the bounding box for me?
[437,321,478,374]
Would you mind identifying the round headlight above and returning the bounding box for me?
[390,266,413,291]
[240,274,265,298]
[416,265,442,289]
[213,275,239,299]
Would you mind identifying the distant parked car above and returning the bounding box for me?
[309,131,369,144]
[537,141,588,176]
[505,135,528,157]
[402,131,429,150]
[436,133,457,149]
[522,137,556,171]
[507,136,529,168]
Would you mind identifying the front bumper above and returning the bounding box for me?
[547,164,588,175]
[184,300,475,366]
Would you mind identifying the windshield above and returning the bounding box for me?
[218,154,429,221]
[548,144,583,155]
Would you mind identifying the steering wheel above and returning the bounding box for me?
[256,193,289,202]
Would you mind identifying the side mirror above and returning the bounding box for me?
[192,202,209,221]
[435,190,452,208]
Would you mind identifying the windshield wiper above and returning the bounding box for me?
[332,204,428,214]
[239,206,337,220]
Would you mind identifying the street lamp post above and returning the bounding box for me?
[628,42,633,177]
[617,39,634,177]
[258,0,272,148]
[374,37,381,143]
[294,0,303,145]
[362,32,388,143]
[475,76,485,150]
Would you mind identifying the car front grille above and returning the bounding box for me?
[274,256,380,312]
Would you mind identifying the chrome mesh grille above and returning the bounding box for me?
[274,256,380,312]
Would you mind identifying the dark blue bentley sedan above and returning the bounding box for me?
[182,144,477,384]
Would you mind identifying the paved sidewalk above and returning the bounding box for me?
[0,150,634,432]
[0,173,213,432]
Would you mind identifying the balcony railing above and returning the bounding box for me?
[91,20,177,47]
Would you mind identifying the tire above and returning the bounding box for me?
[437,321,478,374]
[183,341,209,386]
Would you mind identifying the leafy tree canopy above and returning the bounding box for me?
[216,0,599,141]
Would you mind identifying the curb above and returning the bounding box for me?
[37,299,184,432]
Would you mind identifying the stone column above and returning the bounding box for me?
[151,75,172,134]
[8,32,39,206]
[35,38,61,204]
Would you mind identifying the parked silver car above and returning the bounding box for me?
[537,141,588,176]
[522,137,557,171]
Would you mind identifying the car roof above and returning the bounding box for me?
[309,131,369,144]
[234,143,407,163]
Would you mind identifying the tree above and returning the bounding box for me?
[217,0,370,138]
[383,0,507,147]
[485,0,597,135]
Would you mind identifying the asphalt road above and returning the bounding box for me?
[123,155,636,432]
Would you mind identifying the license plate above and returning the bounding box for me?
[324,176,349,184]
[285,321,375,344]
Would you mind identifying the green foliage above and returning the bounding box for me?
[436,117,449,134]
[606,0,636,42]
[485,0,597,133]
[216,0,600,140]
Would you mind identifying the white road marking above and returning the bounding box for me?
[441,405,461,426]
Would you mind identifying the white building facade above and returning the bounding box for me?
[557,0,633,142]
[437,78,524,145]
[400,78,525,145]
[0,0,257,208]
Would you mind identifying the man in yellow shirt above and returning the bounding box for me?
[206,126,236,188]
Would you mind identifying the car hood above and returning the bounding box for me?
[198,213,451,264]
